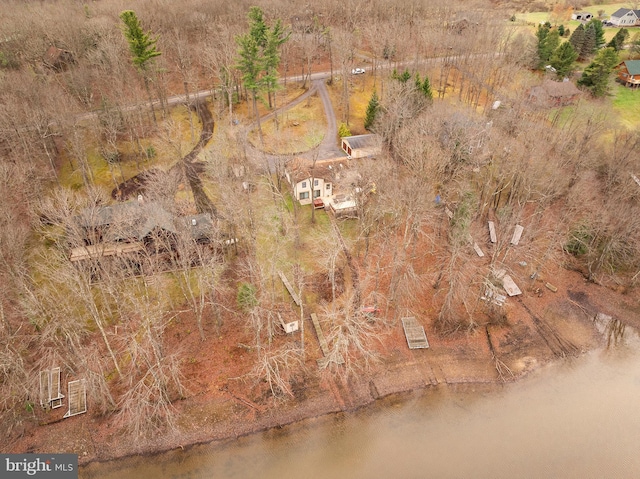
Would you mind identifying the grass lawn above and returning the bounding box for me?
[247,93,325,154]
[612,83,640,128]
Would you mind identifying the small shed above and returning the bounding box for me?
[341,134,382,158]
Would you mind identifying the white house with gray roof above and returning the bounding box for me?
[609,8,640,26]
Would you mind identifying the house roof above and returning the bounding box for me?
[77,200,179,241]
[532,79,581,98]
[611,8,640,18]
[342,134,382,150]
[286,158,337,185]
[176,214,215,241]
[621,60,640,76]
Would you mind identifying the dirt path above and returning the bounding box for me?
[112,99,217,216]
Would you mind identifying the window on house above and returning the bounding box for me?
[299,191,309,200]
[301,181,307,188]
[314,179,319,186]
[313,189,321,198]
[326,183,331,190]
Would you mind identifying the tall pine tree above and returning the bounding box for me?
[580,23,597,59]
[236,7,289,144]
[549,41,578,78]
[587,19,605,50]
[364,90,380,131]
[578,47,619,97]
[569,24,585,55]
[607,28,629,51]
[120,10,161,123]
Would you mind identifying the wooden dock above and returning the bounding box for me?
[401,317,430,349]
[488,221,497,243]
[278,271,301,306]
[511,224,524,245]
[310,313,344,367]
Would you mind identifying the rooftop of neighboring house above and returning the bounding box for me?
[611,8,640,18]
[76,199,213,242]
[620,60,640,76]
[529,79,581,104]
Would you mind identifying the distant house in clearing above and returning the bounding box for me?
[285,159,335,206]
[608,8,640,26]
[616,60,640,88]
[571,11,593,21]
[43,45,75,71]
[340,134,382,159]
[528,79,581,107]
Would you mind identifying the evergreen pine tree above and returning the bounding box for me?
[119,10,161,123]
[606,28,629,51]
[577,47,619,97]
[537,26,560,68]
[398,68,411,83]
[364,90,380,131]
[569,24,584,53]
[549,41,578,78]
[422,76,433,101]
[580,23,597,59]
[587,19,605,49]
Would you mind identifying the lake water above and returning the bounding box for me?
[81,327,640,479]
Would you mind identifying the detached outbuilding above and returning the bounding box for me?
[571,11,593,21]
[340,134,381,159]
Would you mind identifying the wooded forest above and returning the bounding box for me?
[1,0,639,452]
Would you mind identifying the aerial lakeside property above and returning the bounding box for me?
[0,0,639,467]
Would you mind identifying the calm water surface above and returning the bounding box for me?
[82,328,640,479]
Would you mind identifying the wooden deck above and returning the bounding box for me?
[69,241,144,262]
[401,317,429,349]
[310,313,344,367]
[278,271,301,306]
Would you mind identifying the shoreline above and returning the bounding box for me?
[10,268,636,473]
[78,349,549,470]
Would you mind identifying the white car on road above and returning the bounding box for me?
[351,68,365,75]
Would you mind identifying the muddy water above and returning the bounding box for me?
[82,329,640,479]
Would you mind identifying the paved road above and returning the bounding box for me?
[305,79,344,161]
